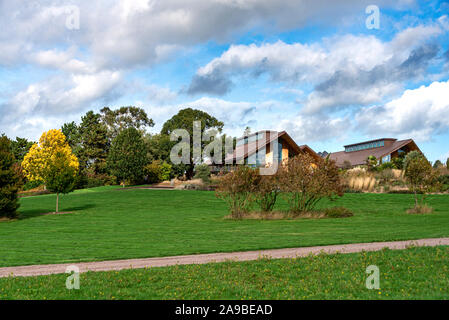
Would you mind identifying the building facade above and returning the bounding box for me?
[328,138,421,168]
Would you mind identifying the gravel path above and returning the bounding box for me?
[2,237,449,278]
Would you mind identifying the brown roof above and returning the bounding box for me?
[224,130,319,163]
[329,139,420,167]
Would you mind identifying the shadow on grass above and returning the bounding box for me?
[18,204,96,220]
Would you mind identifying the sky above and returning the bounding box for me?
[0,0,448,162]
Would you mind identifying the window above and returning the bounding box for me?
[382,154,391,163]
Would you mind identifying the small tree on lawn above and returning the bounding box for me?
[0,135,21,218]
[279,153,344,214]
[254,173,280,213]
[403,151,438,211]
[22,130,79,213]
[107,127,147,186]
[215,166,259,219]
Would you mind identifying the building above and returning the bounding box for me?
[218,130,320,169]
[328,138,422,168]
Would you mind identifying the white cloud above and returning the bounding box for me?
[355,80,449,141]
[188,24,445,114]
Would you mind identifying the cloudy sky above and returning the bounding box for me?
[0,0,448,161]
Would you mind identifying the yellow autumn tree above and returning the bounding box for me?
[22,129,79,213]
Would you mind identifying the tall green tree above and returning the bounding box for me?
[107,127,147,186]
[0,135,21,218]
[10,137,34,163]
[100,106,154,140]
[161,108,224,179]
[61,122,81,152]
[78,111,109,175]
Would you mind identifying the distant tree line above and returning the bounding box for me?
[1,106,231,195]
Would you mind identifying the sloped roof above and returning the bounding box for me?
[224,130,319,163]
[329,139,420,167]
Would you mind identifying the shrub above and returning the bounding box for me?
[0,136,21,218]
[254,174,280,213]
[144,160,173,184]
[215,166,259,219]
[22,179,43,191]
[407,204,434,214]
[323,207,354,218]
[279,153,344,214]
[378,162,395,171]
[194,164,211,183]
[437,174,449,191]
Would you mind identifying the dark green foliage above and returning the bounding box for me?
[0,135,21,218]
[392,152,406,170]
[323,206,354,218]
[100,106,154,140]
[144,133,173,163]
[433,160,443,169]
[446,158,449,169]
[366,155,378,171]
[62,112,110,189]
[107,128,147,185]
[9,137,34,163]
[61,122,81,152]
[438,174,449,192]
[161,108,224,179]
[378,161,395,171]
[193,164,211,183]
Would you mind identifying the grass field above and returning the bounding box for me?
[1,187,449,267]
[1,246,448,299]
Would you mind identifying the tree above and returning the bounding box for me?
[254,173,280,213]
[215,166,259,219]
[22,130,79,213]
[0,135,21,218]
[366,155,378,171]
[10,137,34,163]
[194,163,211,183]
[100,106,154,140]
[433,160,443,169]
[446,157,449,169]
[107,127,147,186]
[61,122,81,152]
[144,133,173,163]
[78,111,109,175]
[278,153,344,214]
[403,151,438,210]
[161,108,224,179]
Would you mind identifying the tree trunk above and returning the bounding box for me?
[414,191,418,208]
[56,193,59,213]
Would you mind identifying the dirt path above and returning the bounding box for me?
[2,237,449,278]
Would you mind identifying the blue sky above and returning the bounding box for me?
[0,0,448,162]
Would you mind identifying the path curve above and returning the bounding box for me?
[2,237,449,278]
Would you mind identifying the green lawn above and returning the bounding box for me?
[1,246,448,299]
[1,187,449,267]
